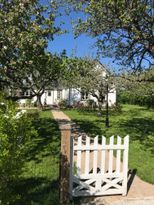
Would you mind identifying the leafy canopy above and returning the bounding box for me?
[64,57,115,106]
[0,0,60,88]
[58,0,154,71]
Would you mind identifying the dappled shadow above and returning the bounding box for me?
[26,117,60,162]
[72,119,103,137]
[119,117,154,152]
[2,177,59,205]
[1,114,61,205]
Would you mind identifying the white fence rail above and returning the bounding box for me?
[70,135,129,197]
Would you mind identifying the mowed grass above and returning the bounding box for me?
[64,104,154,184]
[12,110,61,205]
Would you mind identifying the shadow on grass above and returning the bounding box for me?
[119,117,154,152]
[2,115,61,205]
[2,178,59,205]
[73,119,104,137]
[26,117,60,162]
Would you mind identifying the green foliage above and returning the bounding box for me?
[116,68,154,107]
[25,99,32,107]
[0,0,59,72]
[0,0,64,104]
[58,99,68,108]
[117,91,154,107]
[118,86,154,108]
[63,57,115,110]
[59,0,153,70]
[0,96,37,203]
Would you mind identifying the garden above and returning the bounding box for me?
[0,1,153,204]
[63,104,154,184]
[0,98,60,205]
[0,93,154,205]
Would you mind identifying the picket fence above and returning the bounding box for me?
[69,135,129,197]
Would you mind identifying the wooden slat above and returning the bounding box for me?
[101,136,106,174]
[85,136,90,174]
[76,136,82,176]
[122,135,129,196]
[71,134,129,198]
[74,144,125,151]
[101,177,123,192]
[116,136,121,174]
[109,136,114,174]
[93,136,98,174]
[73,188,123,197]
[69,136,74,196]
[74,173,123,180]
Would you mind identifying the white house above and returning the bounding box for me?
[18,62,116,107]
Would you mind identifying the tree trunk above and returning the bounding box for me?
[98,101,103,115]
[106,84,109,128]
[36,94,43,109]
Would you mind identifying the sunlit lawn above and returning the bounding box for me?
[11,110,61,205]
[64,104,154,184]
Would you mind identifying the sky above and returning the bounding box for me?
[40,0,152,72]
[46,4,116,70]
[47,11,97,56]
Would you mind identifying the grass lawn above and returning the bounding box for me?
[11,110,61,205]
[63,104,154,184]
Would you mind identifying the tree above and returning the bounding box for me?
[58,0,154,71]
[0,93,37,203]
[7,52,65,107]
[116,68,154,107]
[64,57,115,127]
[0,0,60,89]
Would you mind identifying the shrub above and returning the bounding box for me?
[0,96,37,204]
[118,90,154,108]
[25,99,33,107]
[58,99,67,108]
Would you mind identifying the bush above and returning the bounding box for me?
[0,96,37,204]
[25,99,33,107]
[118,90,154,108]
[58,99,67,108]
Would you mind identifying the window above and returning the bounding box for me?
[81,90,88,100]
[24,91,29,96]
[48,91,51,96]
[57,90,62,99]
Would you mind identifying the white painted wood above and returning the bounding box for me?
[74,144,125,151]
[85,136,90,174]
[109,136,114,174]
[76,136,82,176]
[116,136,121,174]
[70,135,129,197]
[73,188,123,197]
[101,177,123,192]
[122,135,129,196]
[75,173,123,180]
[93,136,98,175]
[101,136,106,174]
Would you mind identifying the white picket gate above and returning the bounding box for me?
[69,135,129,197]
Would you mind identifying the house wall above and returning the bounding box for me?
[108,89,116,106]
[18,87,116,107]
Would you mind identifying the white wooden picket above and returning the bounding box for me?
[70,135,129,197]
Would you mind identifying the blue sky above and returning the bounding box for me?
[41,0,152,72]
[47,10,97,57]
[46,5,116,70]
